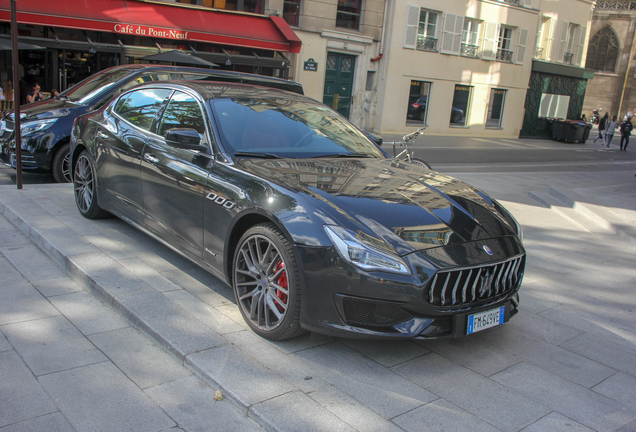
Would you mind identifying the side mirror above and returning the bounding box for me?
[164,128,207,151]
[361,130,383,147]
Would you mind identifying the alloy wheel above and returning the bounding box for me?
[62,151,72,182]
[234,234,289,331]
[74,154,94,214]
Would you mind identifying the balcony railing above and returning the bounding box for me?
[595,1,636,11]
[563,52,574,64]
[534,47,545,60]
[496,49,514,63]
[417,36,438,52]
[461,43,479,58]
[499,0,520,4]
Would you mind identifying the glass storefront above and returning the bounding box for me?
[451,84,471,126]
[486,88,507,128]
[406,80,431,125]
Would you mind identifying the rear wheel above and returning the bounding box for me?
[73,150,110,219]
[232,223,304,340]
[51,143,72,183]
[407,156,432,170]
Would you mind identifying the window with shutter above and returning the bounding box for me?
[441,13,464,55]
[461,19,481,58]
[516,28,528,65]
[404,5,420,49]
[482,21,499,61]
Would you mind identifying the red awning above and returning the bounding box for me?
[0,0,301,53]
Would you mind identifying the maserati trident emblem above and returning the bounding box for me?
[479,269,495,296]
[483,245,493,255]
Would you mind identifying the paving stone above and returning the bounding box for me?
[163,290,244,335]
[0,280,59,326]
[0,256,25,287]
[0,412,75,432]
[520,290,562,314]
[0,332,10,352]
[2,316,107,376]
[215,303,251,331]
[520,412,595,432]
[48,292,129,336]
[492,323,617,388]
[35,199,100,237]
[3,201,67,234]
[68,252,156,304]
[0,351,57,427]
[114,290,227,359]
[560,333,636,377]
[162,268,233,306]
[118,258,183,292]
[186,345,295,410]
[31,277,84,298]
[592,373,636,410]
[393,398,500,432]
[394,354,549,431]
[145,376,264,432]
[29,225,101,266]
[89,327,192,390]
[225,330,330,394]
[251,391,356,432]
[491,362,636,432]
[38,362,175,432]
[82,234,136,260]
[339,338,430,368]
[267,331,335,354]
[0,213,16,230]
[0,229,30,247]
[295,342,436,418]
[1,244,67,283]
[308,385,405,432]
[504,308,584,346]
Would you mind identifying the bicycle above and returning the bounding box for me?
[382,127,432,169]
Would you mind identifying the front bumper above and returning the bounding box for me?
[296,236,525,339]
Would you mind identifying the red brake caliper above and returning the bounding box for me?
[274,261,288,312]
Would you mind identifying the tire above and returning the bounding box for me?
[51,143,72,183]
[232,223,304,340]
[409,157,432,170]
[73,150,110,219]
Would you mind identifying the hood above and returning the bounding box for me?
[238,158,519,256]
[11,99,82,121]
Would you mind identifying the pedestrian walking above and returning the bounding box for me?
[594,112,609,143]
[620,116,633,151]
[604,115,618,150]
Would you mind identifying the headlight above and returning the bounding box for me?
[324,225,411,275]
[20,119,58,136]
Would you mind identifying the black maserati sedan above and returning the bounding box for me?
[70,81,525,341]
[0,65,303,183]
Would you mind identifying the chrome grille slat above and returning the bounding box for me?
[428,255,525,309]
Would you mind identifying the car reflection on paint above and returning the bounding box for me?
[70,80,525,341]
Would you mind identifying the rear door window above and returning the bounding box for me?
[157,91,206,137]
[114,88,172,131]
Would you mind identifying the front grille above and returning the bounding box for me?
[427,255,525,309]
[431,317,452,332]
[342,297,413,328]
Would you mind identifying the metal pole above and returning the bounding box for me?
[10,0,22,189]
[617,20,636,120]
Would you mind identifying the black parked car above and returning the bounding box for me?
[0,65,303,183]
[71,81,525,340]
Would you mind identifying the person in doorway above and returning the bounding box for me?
[50,88,59,98]
[26,82,43,104]
[604,115,618,150]
[620,116,633,152]
[594,112,609,143]
[2,80,13,102]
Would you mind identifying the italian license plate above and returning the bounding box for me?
[467,306,505,334]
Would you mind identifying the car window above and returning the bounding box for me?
[114,88,172,131]
[119,74,173,93]
[63,69,136,103]
[157,91,206,137]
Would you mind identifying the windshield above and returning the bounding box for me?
[211,97,385,159]
[58,69,137,103]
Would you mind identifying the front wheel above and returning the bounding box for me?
[73,150,110,219]
[409,157,432,170]
[232,223,304,340]
[52,143,72,183]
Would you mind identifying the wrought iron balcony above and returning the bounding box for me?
[417,36,438,52]
[461,43,479,58]
[496,49,514,63]
[534,47,545,60]
[595,1,636,11]
[499,0,520,4]
[563,52,574,65]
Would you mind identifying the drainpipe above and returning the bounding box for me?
[371,0,389,62]
[617,19,636,119]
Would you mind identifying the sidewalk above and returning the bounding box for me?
[1,162,636,431]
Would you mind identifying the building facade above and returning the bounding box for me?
[582,1,636,121]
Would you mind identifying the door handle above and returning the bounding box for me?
[96,131,109,140]
[143,153,159,164]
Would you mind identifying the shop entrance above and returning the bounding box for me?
[58,51,120,90]
[323,52,356,119]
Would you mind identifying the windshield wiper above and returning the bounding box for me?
[310,153,374,158]
[233,151,282,159]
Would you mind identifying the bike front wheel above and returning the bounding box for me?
[408,157,432,170]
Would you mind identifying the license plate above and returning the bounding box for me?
[467,306,505,334]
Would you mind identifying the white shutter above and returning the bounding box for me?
[516,28,529,65]
[546,18,556,61]
[482,21,499,61]
[441,13,463,55]
[556,20,569,63]
[575,25,587,65]
[404,5,420,49]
